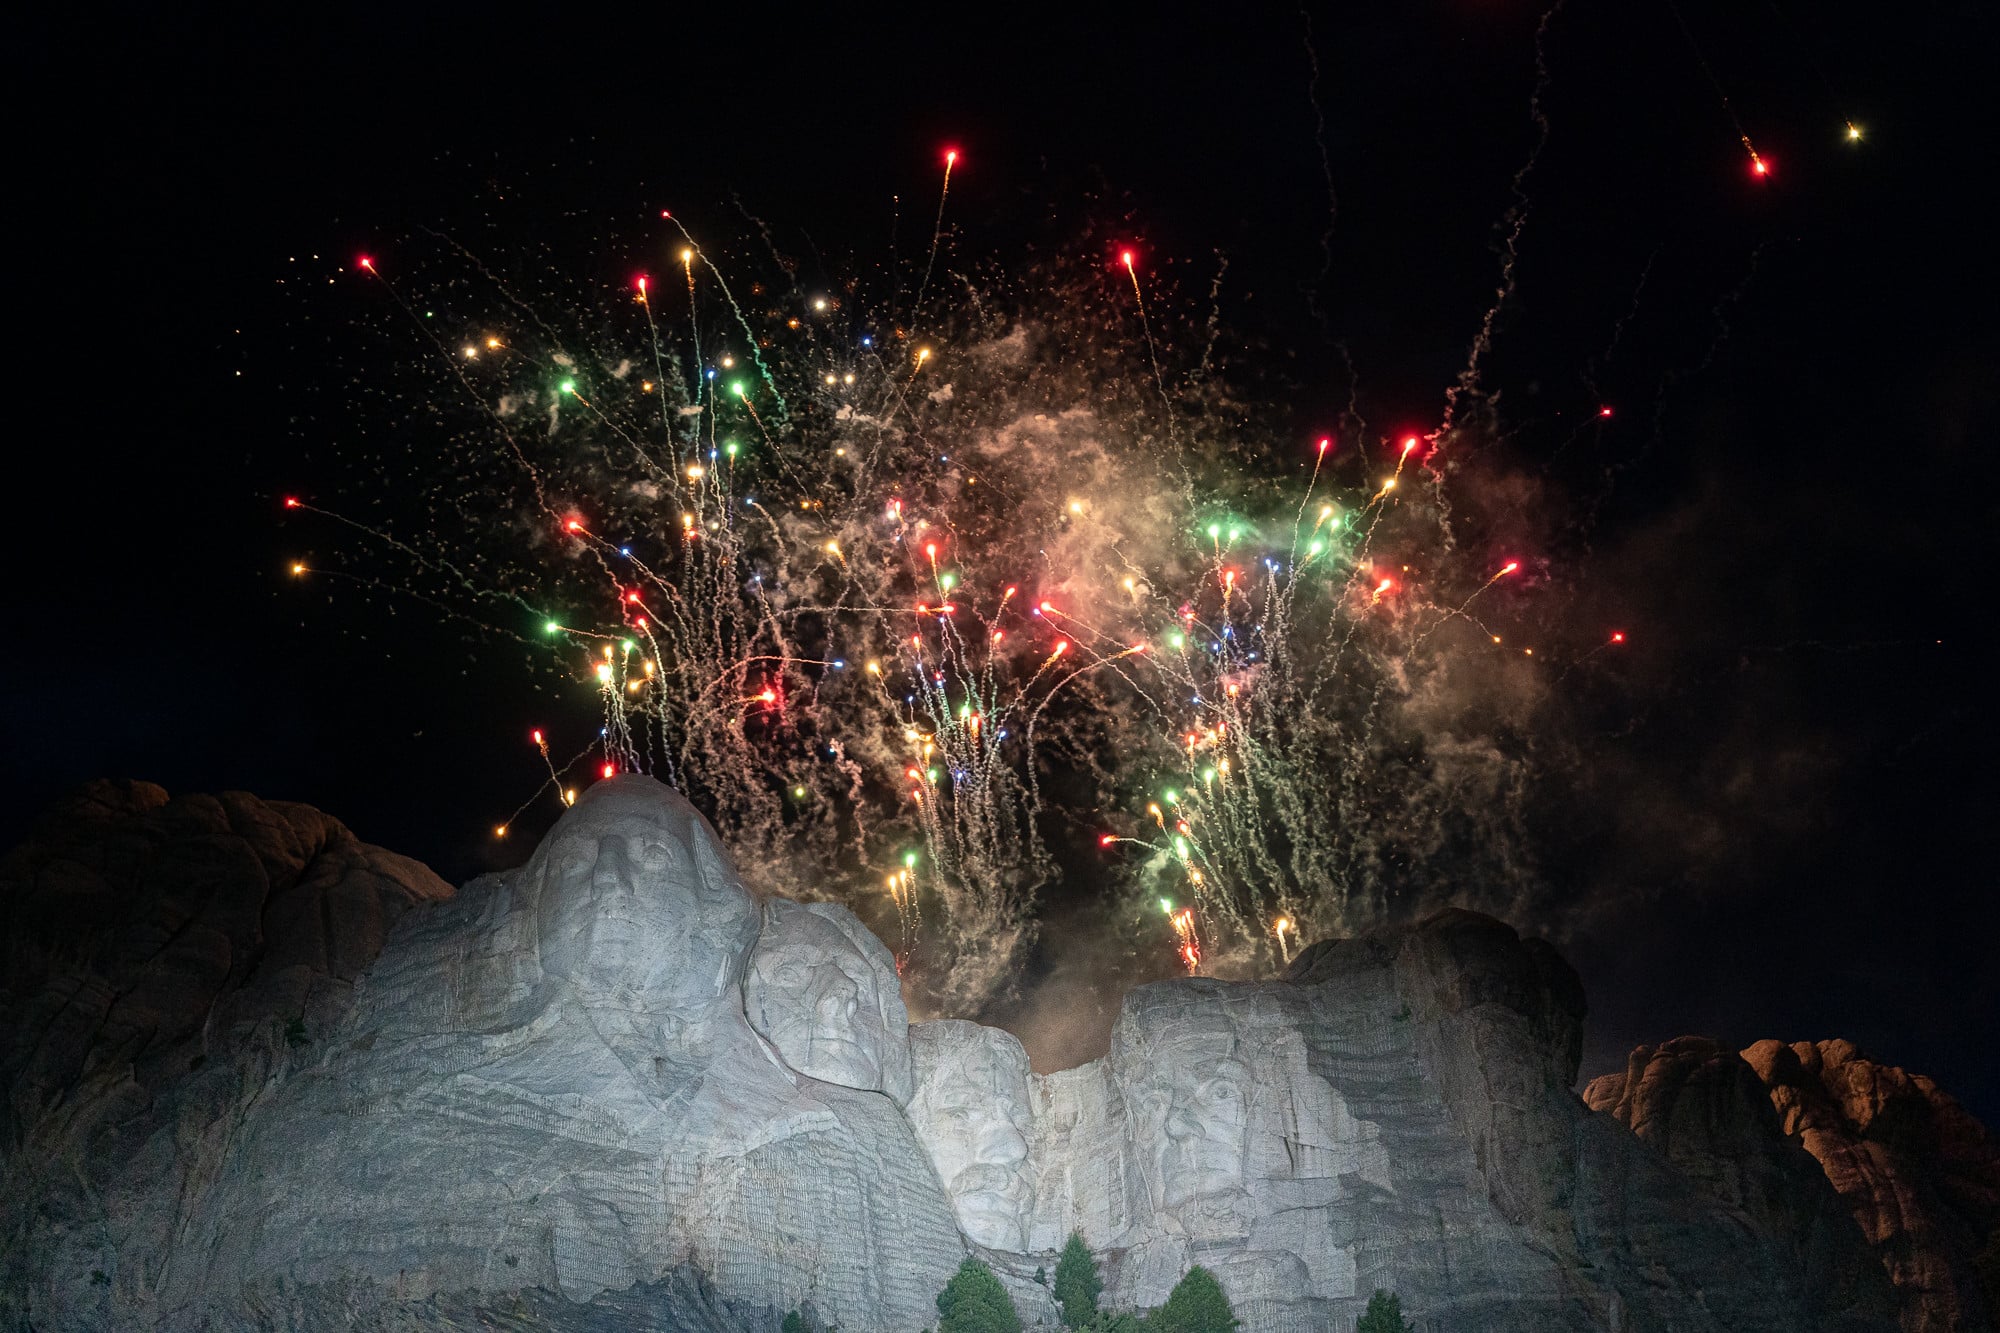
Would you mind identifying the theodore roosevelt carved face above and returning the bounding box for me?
[908,1021,1036,1251]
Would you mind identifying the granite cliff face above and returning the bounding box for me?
[0,779,455,1329]
[1588,1037,1999,1333]
[0,776,1957,1331]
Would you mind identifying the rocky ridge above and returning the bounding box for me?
[1587,1036,1999,1332]
[0,776,1971,1330]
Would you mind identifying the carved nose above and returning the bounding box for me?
[592,838,634,893]
[815,991,858,1022]
[979,1124,1028,1165]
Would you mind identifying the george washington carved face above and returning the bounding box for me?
[530,777,760,1013]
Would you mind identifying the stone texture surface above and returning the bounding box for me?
[747,897,914,1105]
[1589,1037,1999,1333]
[909,1019,1039,1252]
[2,778,1970,1332]
[171,777,967,1332]
[1751,1039,1996,1331]
[1581,1037,1899,1327]
[1,779,453,1143]
[1,778,975,1332]
[966,909,1896,1333]
[0,779,455,1331]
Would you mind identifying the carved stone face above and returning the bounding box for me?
[1118,994,1254,1213]
[908,1021,1035,1251]
[745,900,912,1102]
[1158,1055,1251,1207]
[530,777,759,1013]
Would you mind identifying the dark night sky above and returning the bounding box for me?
[10,4,1996,1115]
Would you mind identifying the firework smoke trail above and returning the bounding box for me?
[1198,251,1231,381]
[1121,248,1180,451]
[1100,449,1538,971]
[1609,240,1769,487]
[1298,4,1341,329]
[310,228,1182,1008]
[1442,0,1569,436]
[910,150,957,333]
[300,210,1554,1004]
[1580,245,1661,407]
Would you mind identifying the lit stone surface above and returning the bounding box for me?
[2,783,1904,1332]
[166,778,966,1331]
[926,916,1891,1332]
[908,1019,1039,1251]
[746,897,913,1104]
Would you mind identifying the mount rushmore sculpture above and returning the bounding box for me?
[3,776,1897,1331]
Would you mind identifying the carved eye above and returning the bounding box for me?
[630,836,687,876]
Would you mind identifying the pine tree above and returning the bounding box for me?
[1356,1289,1414,1333]
[781,1312,804,1333]
[1053,1232,1103,1329]
[935,1257,1023,1333]
[1149,1266,1238,1333]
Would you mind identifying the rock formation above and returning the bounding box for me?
[1,779,453,1145]
[1588,1036,1998,1332]
[0,779,455,1330]
[747,897,915,1105]
[172,778,966,1330]
[940,911,1899,1332]
[2,775,1974,1331]
[909,1020,1039,1252]
[1582,1037,1900,1325]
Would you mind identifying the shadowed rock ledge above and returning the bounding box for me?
[1587,1036,1999,1333]
[0,777,1967,1330]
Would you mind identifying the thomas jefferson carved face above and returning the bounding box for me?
[531,777,759,1012]
[745,900,912,1101]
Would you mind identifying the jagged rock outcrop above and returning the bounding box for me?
[1,779,454,1140]
[1588,1037,1999,1333]
[0,779,455,1329]
[1581,1037,1899,1325]
[0,776,1947,1332]
[1748,1039,2000,1333]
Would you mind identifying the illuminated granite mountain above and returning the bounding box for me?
[1,776,1915,1331]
